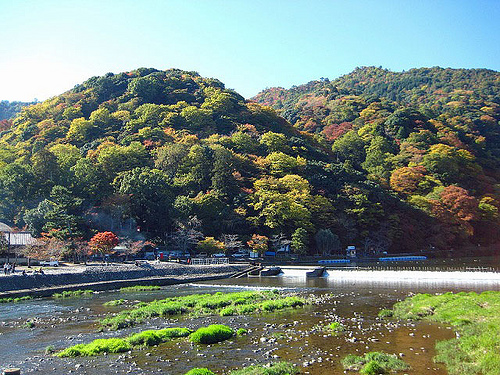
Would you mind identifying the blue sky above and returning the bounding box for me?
[1,0,499,101]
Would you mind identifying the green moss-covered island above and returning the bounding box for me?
[100,290,308,330]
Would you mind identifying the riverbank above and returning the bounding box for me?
[0,262,249,297]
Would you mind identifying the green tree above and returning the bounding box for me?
[154,143,189,181]
[211,146,237,198]
[332,130,366,166]
[196,237,225,255]
[251,175,313,232]
[114,167,174,238]
[97,141,150,177]
[260,131,290,153]
[291,228,309,255]
[0,163,35,223]
[314,229,340,255]
[71,158,109,201]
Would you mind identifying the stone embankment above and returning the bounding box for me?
[0,262,248,297]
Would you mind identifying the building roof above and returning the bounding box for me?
[0,222,13,232]
[3,232,40,246]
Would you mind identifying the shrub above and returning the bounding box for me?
[184,369,216,375]
[189,324,234,344]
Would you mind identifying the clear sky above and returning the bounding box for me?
[1,0,499,101]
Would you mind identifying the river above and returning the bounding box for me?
[1,260,499,374]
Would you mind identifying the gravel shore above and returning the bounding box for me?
[0,261,248,294]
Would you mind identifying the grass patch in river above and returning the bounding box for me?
[184,362,298,375]
[0,296,33,303]
[119,285,161,292]
[56,338,131,357]
[103,299,126,306]
[377,309,393,318]
[101,290,307,330]
[184,369,216,375]
[327,321,345,333]
[189,324,233,345]
[52,290,93,298]
[127,327,191,346]
[342,352,409,374]
[230,361,299,375]
[56,327,192,357]
[390,291,500,375]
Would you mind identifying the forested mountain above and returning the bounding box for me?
[0,100,35,120]
[0,67,498,256]
[0,100,35,137]
[253,67,500,252]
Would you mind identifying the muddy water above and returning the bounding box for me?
[1,271,499,374]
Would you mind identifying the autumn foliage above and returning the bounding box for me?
[88,231,119,256]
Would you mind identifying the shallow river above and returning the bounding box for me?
[1,265,499,374]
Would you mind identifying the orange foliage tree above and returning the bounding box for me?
[88,231,119,259]
[247,234,268,253]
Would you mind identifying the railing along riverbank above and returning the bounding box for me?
[190,257,229,265]
[324,265,500,273]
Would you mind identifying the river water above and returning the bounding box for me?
[1,262,499,374]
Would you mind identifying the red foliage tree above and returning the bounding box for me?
[321,122,353,141]
[88,231,119,258]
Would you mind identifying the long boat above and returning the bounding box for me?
[318,259,351,264]
[306,267,326,277]
[378,256,427,261]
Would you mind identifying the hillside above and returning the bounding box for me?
[253,67,500,250]
[0,100,34,121]
[0,67,498,256]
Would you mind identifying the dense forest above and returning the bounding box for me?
[0,100,34,121]
[0,100,34,137]
[253,66,500,253]
[0,67,499,256]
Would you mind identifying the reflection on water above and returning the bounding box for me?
[0,265,498,374]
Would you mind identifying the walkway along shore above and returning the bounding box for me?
[0,262,249,298]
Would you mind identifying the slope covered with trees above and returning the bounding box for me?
[253,67,500,251]
[0,67,498,257]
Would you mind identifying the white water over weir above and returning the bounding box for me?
[278,267,500,288]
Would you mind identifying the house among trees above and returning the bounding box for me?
[0,222,40,261]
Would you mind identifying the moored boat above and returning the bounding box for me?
[306,267,326,277]
[260,266,282,276]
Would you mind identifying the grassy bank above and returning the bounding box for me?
[389,291,500,375]
[101,290,307,330]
